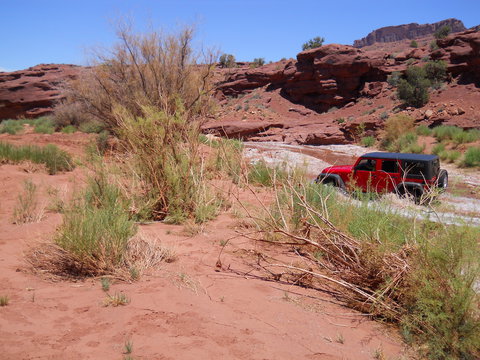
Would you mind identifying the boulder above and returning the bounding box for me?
[0,64,80,120]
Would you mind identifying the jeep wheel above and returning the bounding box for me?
[438,170,448,190]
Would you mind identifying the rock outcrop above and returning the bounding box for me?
[432,29,480,82]
[353,18,466,48]
[0,64,79,120]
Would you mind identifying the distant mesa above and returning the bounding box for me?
[353,18,466,48]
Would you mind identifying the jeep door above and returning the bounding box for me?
[353,158,377,192]
[375,159,401,193]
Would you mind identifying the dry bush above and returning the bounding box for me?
[65,23,216,132]
[26,233,175,281]
[12,180,44,224]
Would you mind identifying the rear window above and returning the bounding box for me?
[402,160,428,179]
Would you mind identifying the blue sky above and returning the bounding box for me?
[1,0,479,71]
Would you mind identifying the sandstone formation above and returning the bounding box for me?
[433,29,480,82]
[0,64,79,120]
[353,18,466,48]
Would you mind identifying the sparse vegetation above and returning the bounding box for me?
[245,180,480,359]
[219,53,236,68]
[33,116,55,134]
[0,142,74,175]
[397,66,430,107]
[104,292,130,307]
[461,147,480,167]
[12,180,43,224]
[251,58,265,67]
[302,36,325,50]
[0,295,9,306]
[360,136,375,147]
[415,124,432,136]
[434,25,451,39]
[101,277,111,292]
[410,40,418,48]
[0,119,23,134]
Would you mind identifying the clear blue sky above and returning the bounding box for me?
[1,0,479,71]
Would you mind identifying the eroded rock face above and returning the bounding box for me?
[0,64,80,120]
[433,29,480,82]
[353,18,466,48]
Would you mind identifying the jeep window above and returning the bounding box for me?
[381,160,398,173]
[402,160,427,178]
[355,159,376,171]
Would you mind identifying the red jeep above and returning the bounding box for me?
[316,152,448,202]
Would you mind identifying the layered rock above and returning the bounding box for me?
[353,18,466,48]
[0,64,79,120]
[432,29,480,82]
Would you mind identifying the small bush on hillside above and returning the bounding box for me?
[387,71,402,87]
[360,136,375,147]
[219,53,236,68]
[461,147,480,167]
[251,58,265,67]
[0,142,74,174]
[424,60,447,85]
[410,40,418,48]
[431,143,446,155]
[53,100,97,129]
[0,119,23,135]
[380,113,415,149]
[430,40,439,51]
[302,36,325,50]
[61,125,77,134]
[416,124,432,136]
[434,25,451,39]
[397,66,430,107]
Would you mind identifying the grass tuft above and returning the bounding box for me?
[0,142,74,174]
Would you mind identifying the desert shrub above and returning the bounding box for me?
[0,119,23,135]
[205,137,244,183]
[247,160,305,188]
[360,136,375,147]
[379,111,389,120]
[453,128,480,145]
[79,120,105,134]
[439,150,461,163]
[434,25,451,39]
[424,60,447,85]
[410,40,418,48]
[95,130,110,155]
[65,24,215,133]
[302,36,325,50]
[416,124,432,136]
[432,125,463,142]
[431,143,446,155]
[257,182,480,358]
[461,147,480,167]
[387,132,424,153]
[61,125,77,134]
[251,58,265,67]
[380,113,415,149]
[0,142,74,174]
[114,106,220,223]
[33,116,55,134]
[219,53,236,68]
[55,174,137,276]
[387,71,402,87]
[430,40,439,51]
[397,66,430,107]
[12,180,42,224]
[53,100,97,129]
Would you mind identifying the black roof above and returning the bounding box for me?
[360,152,438,162]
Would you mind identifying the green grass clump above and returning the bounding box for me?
[461,147,480,167]
[33,117,55,134]
[432,126,463,142]
[0,142,74,174]
[247,160,305,187]
[0,119,24,134]
[55,174,137,276]
[416,124,432,136]
[61,125,77,134]
[386,132,424,153]
[360,136,375,147]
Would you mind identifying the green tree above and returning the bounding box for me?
[434,25,451,39]
[251,58,265,67]
[410,40,418,48]
[219,53,236,68]
[302,36,325,51]
[424,60,447,84]
[397,66,430,108]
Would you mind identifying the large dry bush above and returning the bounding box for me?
[66,24,216,132]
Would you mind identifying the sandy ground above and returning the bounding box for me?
[0,133,409,359]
